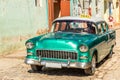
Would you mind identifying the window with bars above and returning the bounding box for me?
[35,0,42,7]
[95,0,98,14]
[104,1,107,13]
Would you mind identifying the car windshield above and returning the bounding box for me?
[51,20,96,34]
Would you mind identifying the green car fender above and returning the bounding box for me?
[89,48,98,62]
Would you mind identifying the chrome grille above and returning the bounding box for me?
[36,50,77,60]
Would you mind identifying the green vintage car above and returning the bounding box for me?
[25,16,116,75]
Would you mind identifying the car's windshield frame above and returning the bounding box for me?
[51,20,97,34]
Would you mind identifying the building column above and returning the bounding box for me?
[109,1,112,16]
[119,0,120,21]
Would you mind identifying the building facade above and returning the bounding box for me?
[70,0,120,24]
[70,0,104,18]
[47,0,70,28]
[0,0,120,54]
[104,0,120,23]
[0,0,48,38]
[0,0,48,54]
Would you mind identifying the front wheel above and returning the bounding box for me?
[31,65,43,72]
[84,55,96,75]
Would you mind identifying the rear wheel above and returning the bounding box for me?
[31,65,43,72]
[108,48,113,58]
[84,55,96,75]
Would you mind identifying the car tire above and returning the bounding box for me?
[31,65,43,72]
[108,48,113,58]
[84,55,96,75]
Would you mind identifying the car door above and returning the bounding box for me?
[101,22,111,55]
[97,22,108,61]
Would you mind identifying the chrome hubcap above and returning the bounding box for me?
[91,56,96,73]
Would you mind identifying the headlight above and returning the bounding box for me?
[79,45,88,52]
[26,42,34,49]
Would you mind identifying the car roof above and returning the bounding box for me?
[53,16,105,23]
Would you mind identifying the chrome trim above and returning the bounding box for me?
[25,58,91,69]
[25,59,40,65]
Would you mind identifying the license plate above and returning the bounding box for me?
[45,62,62,68]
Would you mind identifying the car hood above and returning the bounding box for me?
[35,32,97,50]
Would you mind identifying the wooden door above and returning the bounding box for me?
[48,0,54,28]
[48,0,70,30]
[61,0,70,16]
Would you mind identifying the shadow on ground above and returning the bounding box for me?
[28,68,87,77]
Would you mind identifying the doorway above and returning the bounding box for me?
[48,0,70,29]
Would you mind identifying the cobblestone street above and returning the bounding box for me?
[0,27,120,80]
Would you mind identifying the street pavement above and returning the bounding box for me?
[0,26,120,80]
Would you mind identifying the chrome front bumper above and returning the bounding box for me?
[25,58,91,69]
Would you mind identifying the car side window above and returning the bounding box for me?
[91,24,96,34]
[97,23,103,34]
[86,23,96,34]
[101,22,107,33]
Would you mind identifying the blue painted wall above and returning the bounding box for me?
[0,0,48,54]
[0,0,48,37]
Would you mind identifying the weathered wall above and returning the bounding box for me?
[70,0,120,23]
[70,0,104,18]
[0,0,48,54]
[112,0,120,22]
[104,0,120,23]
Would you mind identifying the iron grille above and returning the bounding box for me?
[36,50,77,60]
